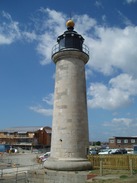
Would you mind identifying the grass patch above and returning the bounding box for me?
[120,175,128,179]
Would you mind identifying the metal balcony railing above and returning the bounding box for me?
[51,43,89,56]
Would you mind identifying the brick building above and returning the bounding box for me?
[0,126,51,150]
[34,126,51,146]
[109,136,137,149]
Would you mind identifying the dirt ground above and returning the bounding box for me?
[92,177,137,183]
[87,169,137,183]
[1,153,137,183]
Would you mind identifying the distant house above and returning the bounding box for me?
[0,126,52,150]
[34,126,52,146]
[109,136,137,149]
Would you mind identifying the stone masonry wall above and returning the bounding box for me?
[28,169,89,183]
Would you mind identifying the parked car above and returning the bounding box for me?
[98,148,127,155]
[9,147,18,153]
[38,152,50,162]
[89,149,97,155]
[111,149,127,154]
[98,149,112,155]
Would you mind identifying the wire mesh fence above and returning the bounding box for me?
[0,154,43,183]
[0,172,28,183]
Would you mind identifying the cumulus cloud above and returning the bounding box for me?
[73,14,96,35]
[1,9,137,77]
[32,9,137,77]
[28,9,137,112]
[32,8,67,65]
[1,8,137,114]
[109,74,137,95]
[31,9,135,75]
[102,117,137,136]
[87,25,137,76]
[88,74,137,110]
[30,9,97,65]
[36,32,54,65]
[41,10,137,77]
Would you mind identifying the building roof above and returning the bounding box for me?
[109,136,137,139]
[0,126,52,133]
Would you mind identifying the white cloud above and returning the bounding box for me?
[38,10,137,77]
[0,11,39,45]
[29,9,137,111]
[102,15,107,22]
[104,117,134,127]
[32,8,67,65]
[36,33,54,65]
[73,14,96,35]
[42,93,54,106]
[88,82,131,110]
[30,106,53,116]
[95,1,103,8]
[0,35,12,44]
[1,9,137,114]
[109,74,137,95]
[23,31,37,42]
[125,0,137,3]
[87,25,137,76]
[42,8,66,35]
[2,9,137,77]
[30,93,53,116]
[117,10,133,26]
[103,117,137,137]
[88,74,137,110]
[0,11,21,45]
[31,9,97,65]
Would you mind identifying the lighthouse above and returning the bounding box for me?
[44,20,92,171]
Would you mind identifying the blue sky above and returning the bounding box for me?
[0,0,137,141]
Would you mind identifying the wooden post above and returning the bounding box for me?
[129,159,133,176]
[100,160,103,176]
[0,169,3,178]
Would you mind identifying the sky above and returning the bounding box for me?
[0,0,137,141]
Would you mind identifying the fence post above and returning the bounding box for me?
[100,160,103,176]
[129,159,133,176]
[0,169,3,178]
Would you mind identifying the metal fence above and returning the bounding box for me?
[0,156,43,183]
[0,172,28,183]
[0,164,43,183]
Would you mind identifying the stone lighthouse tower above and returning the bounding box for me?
[44,20,91,171]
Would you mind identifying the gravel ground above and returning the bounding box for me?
[0,152,40,167]
[0,152,43,182]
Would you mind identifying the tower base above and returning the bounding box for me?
[28,169,92,183]
[44,158,92,171]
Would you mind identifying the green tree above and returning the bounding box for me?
[96,141,101,146]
